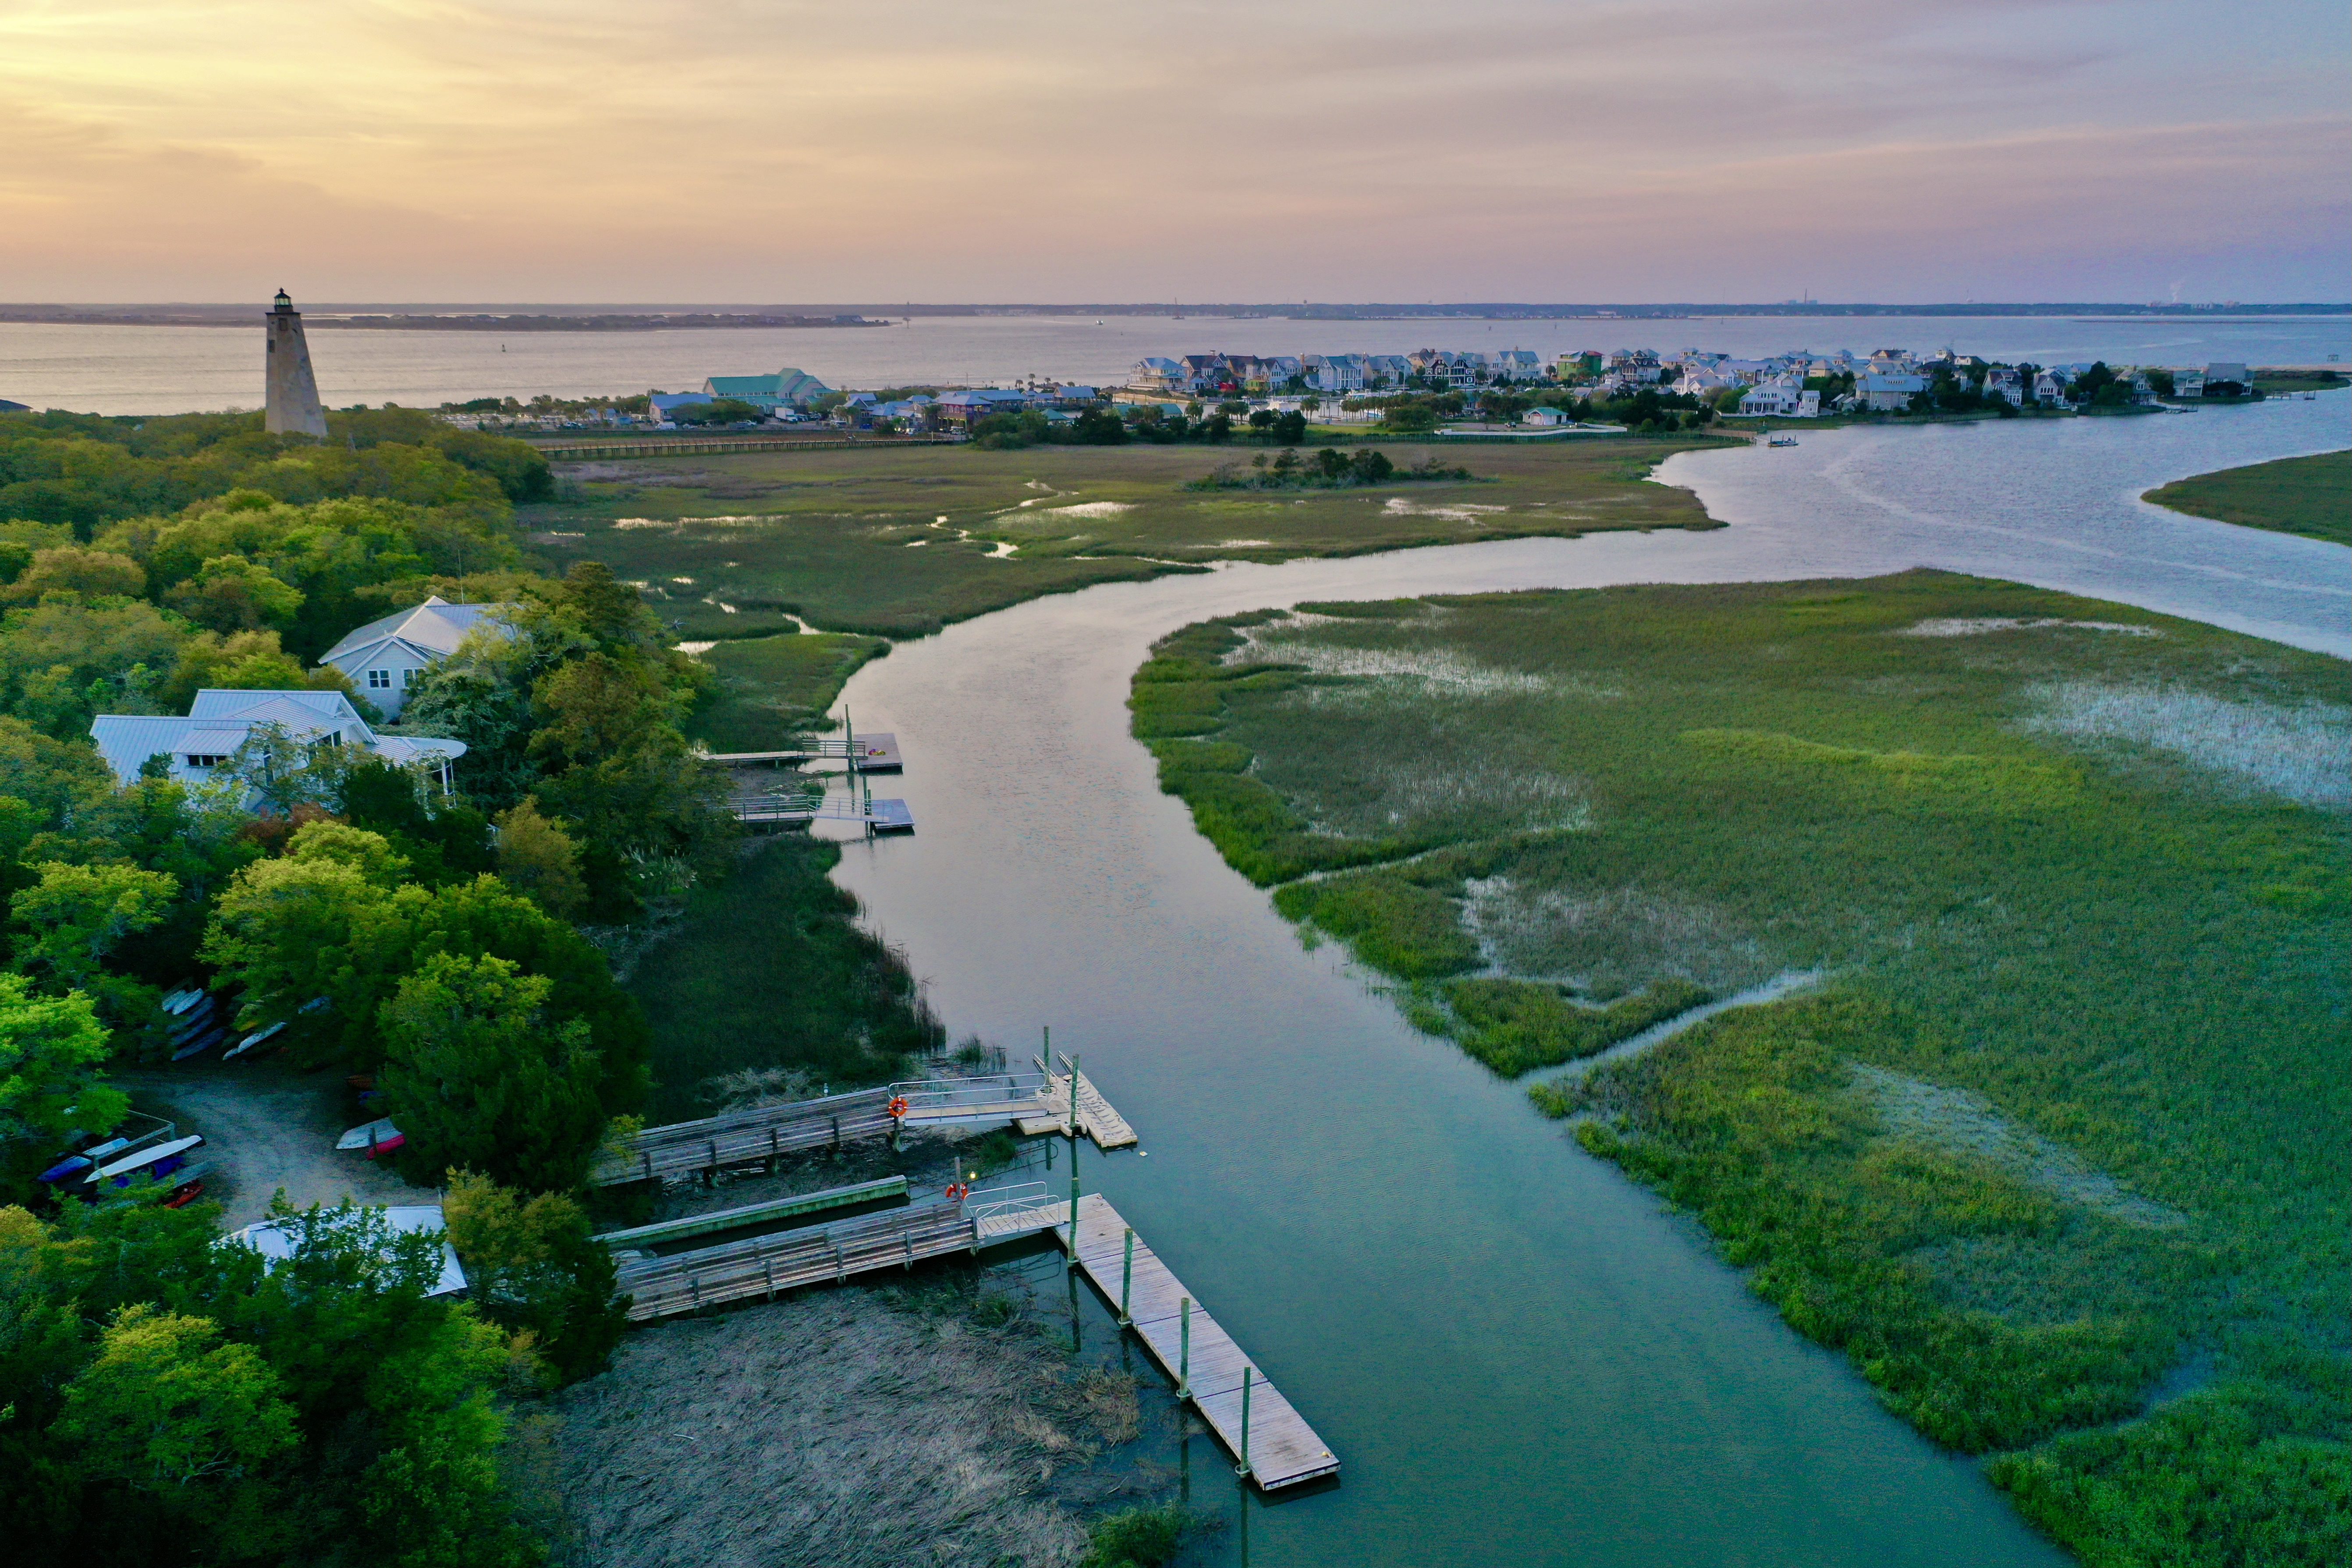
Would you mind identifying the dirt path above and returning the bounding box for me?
[113,1060,426,1228]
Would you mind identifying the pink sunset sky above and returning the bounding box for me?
[2,0,2345,303]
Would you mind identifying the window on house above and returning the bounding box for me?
[184,754,229,768]
[401,668,419,688]
[367,668,391,688]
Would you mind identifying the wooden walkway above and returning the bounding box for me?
[615,1191,1059,1321]
[707,732,901,772]
[1056,1194,1337,1490]
[592,1071,1135,1186]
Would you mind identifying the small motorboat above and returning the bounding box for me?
[1769,436,1799,447]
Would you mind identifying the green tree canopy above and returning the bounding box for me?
[0,974,127,1147]
[377,952,607,1191]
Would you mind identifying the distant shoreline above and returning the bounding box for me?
[0,302,2345,332]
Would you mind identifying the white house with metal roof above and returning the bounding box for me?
[89,689,466,794]
[317,596,511,719]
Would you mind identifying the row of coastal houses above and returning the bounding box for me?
[85,596,509,801]
[1129,348,1547,397]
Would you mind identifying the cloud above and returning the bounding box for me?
[0,0,2343,298]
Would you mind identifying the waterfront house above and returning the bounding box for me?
[2033,369,2072,402]
[89,690,467,794]
[1495,349,1544,382]
[2172,368,2205,398]
[2202,362,2251,394]
[1305,354,1367,394]
[1738,377,1820,417]
[1856,371,1927,411]
[1984,368,2026,407]
[1130,357,1187,394]
[319,596,513,719]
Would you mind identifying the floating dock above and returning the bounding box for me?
[1056,1193,1338,1491]
[1017,1061,1138,1148]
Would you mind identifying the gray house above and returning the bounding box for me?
[89,689,466,793]
[318,596,511,719]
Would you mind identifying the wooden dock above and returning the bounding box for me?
[1056,1194,1338,1491]
[592,1071,1135,1186]
[615,1185,1061,1321]
[1017,1063,1139,1148]
[706,731,901,772]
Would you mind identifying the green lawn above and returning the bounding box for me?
[1132,572,2350,1567]
[518,436,1727,638]
[2144,449,2352,547]
[624,835,945,1122]
[684,631,888,751]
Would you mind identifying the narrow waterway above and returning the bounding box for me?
[818,398,2347,1566]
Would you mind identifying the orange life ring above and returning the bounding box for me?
[887,1096,910,1118]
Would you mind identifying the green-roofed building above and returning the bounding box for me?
[701,367,833,409]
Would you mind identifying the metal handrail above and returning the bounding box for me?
[889,1074,1049,1113]
[960,1181,1058,1224]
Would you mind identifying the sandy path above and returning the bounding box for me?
[113,1060,426,1228]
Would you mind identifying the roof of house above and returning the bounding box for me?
[233,1206,467,1297]
[89,689,464,786]
[704,368,832,404]
[650,392,714,415]
[319,597,509,667]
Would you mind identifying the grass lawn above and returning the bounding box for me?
[624,836,945,1122]
[518,436,1727,639]
[2143,448,2352,547]
[1132,572,2350,1566]
[684,631,889,751]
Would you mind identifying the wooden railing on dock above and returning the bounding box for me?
[1057,1194,1338,1491]
[617,1193,1052,1321]
[592,1071,1134,1186]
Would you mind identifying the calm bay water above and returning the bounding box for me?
[2,313,2346,415]
[816,397,2345,1565]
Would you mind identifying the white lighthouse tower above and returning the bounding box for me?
[264,288,329,437]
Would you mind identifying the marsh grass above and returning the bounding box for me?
[684,630,888,750]
[2143,448,2352,547]
[521,436,1723,637]
[624,834,944,1121]
[1132,569,2352,1566]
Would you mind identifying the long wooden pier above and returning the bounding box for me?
[1056,1194,1338,1491]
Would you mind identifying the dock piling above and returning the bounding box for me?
[1237,1368,1253,1478]
[1119,1228,1135,1325]
[1178,1297,1192,1398]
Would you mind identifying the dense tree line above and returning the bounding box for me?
[0,405,727,1564]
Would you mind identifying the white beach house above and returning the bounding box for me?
[317,596,512,720]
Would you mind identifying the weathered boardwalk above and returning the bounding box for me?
[615,1186,1061,1321]
[1056,1194,1338,1490]
[592,1072,1135,1186]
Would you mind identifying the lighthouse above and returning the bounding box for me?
[263,289,329,437]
